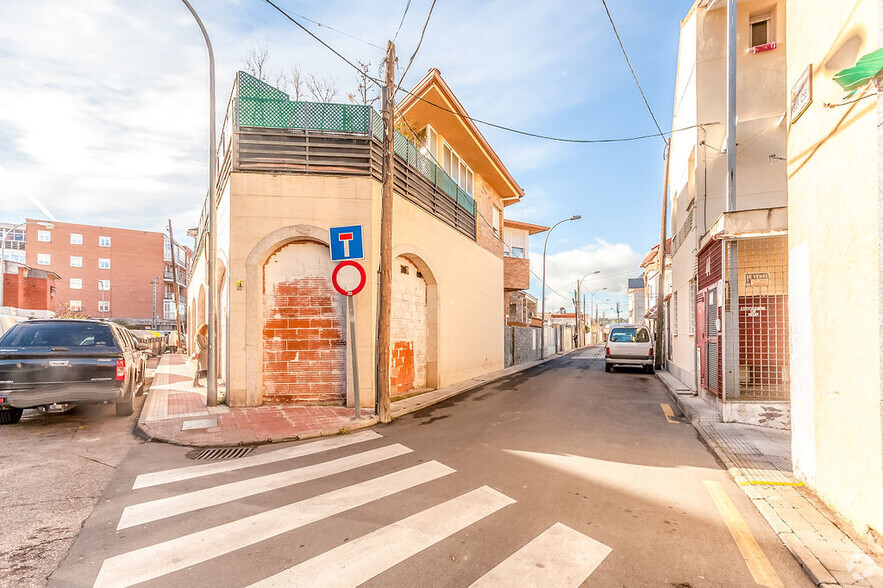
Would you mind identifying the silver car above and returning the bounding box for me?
[605,324,654,373]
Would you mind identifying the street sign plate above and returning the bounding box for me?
[329,225,364,261]
[332,260,367,296]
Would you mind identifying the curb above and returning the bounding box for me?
[136,347,583,448]
[655,371,838,586]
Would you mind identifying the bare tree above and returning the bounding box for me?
[242,43,270,81]
[285,65,307,101]
[306,73,338,102]
[349,60,380,108]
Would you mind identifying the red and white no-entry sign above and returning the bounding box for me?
[331,260,366,296]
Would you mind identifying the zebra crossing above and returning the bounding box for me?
[93,431,612,587]
[568,347,605,360]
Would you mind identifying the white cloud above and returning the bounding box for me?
[528,239,642,318]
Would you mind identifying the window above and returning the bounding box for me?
[99,258,110,269]
[70,256,82,268]
[37,230,51,242]
[3,250,25,264]
[673,292,679,336]
[750,13,771,47]
[69,300,82,312]
[425,125,438,161]
[98,280,110,291]
[37,253,50,265]
[98,301,110,313]
[70,233,83,245]
[492,207,501,236]
[99,235,111,247]
[511,246,525,258]
[0,321,113,347]
[609,327,650,343]
[441,141,473,195]
[70,278,82,290]
[689,279,696,335]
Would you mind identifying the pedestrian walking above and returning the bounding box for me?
[191,323,208,387]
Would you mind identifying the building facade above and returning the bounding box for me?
[188,70,525,407]
[785,0,882,542]
[502,219,547,324]
[627,277,645,325]
[23,219,167,325]
[666,0,789,424]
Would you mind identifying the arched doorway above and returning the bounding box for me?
[262,241,346,404]
[390,254,437,396]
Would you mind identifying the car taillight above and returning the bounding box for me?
[605,347,611,356]
[116,359,126,380]
[649,348,654,357]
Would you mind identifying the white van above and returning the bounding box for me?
[605,324,654,373]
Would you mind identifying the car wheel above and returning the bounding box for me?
[605,364,612,373]
[0,407,23,425]
[115,385,135,417]
[644,365,654,374]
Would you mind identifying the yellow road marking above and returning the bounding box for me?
[660,403,679,424]
[704,480,784,588]
[738,481,803,487]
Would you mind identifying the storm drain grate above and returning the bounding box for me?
[192,447,254,461]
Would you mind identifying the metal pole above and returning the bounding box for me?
[348,295,361,419]
[181,0,218,406]
[575,281,581,347]
[168,220,184,352]
[723,0,740,399]
[540,215,580,359]
[654,142,671,369]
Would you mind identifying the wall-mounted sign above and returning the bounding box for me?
[791,64,813,124]
[745,272,769,288]
[236,280,244,291]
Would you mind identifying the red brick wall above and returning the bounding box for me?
[262,276,346,405]
[503,256,530,291]
[25,219,164,320]
[2,273,55,311]
[391,341,415,396]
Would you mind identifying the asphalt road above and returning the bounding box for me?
[0,360,152,588]
[50,347,812,587]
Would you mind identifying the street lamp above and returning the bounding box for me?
[0,221,54,311]
[181,0,218,407]
[575,270,600,347]
[541,214,581,358]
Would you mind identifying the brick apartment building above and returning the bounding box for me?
[20,219,190,326]
[0,261,60,319]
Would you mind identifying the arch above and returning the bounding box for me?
[389,245,440,391]
[244,225,333,406]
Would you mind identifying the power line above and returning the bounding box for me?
[394,0,438,97]
[599,0,666,142]
[281,6,385,50]
[262,0,709,145]
[392,0,412,43]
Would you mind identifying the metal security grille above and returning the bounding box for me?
[730,236,790,401]
[707,341,719,393]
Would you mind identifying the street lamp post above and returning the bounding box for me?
[589,287,608,343]
[1,221,54,311]
[576,270,600,347]
[181,0,218,407]
[541,215,581,359]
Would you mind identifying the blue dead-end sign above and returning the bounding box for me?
[329,225,364,261]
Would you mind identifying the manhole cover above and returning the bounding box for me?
[188,447,254,460]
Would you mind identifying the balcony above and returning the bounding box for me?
[503,255,530,291]
[193,72,478,261]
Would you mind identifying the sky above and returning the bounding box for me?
[0,0,695,319]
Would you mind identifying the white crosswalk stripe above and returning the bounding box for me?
[118,443,413,530]
[249,486,516,588]
[470,522,612,587]
[95,461,454,588]
[131,429,382,489]
[95,433,613,587]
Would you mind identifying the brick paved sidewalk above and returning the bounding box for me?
[657,369,883,587]
[138,349,580,448]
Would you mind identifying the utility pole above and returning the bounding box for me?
[616,301,621,322]
[168,220,184,351]
[723,0,740,400]
[376,40,396,424]
[654,142,671,369]
[575,282,581,347]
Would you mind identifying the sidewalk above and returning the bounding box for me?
[657,369,883,587]
[137,351,572,448]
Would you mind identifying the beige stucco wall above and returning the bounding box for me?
[786,0,883,538]
[202,171,503,408]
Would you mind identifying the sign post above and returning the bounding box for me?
[330,225,367,419]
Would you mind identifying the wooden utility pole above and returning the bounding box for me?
[168,219,184,353]
[377,40,396,423]
[654,141,671,369]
